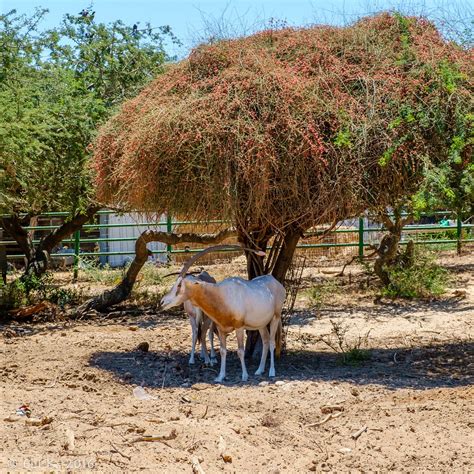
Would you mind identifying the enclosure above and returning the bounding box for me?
[1,241,472,471]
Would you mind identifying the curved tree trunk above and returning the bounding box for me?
[78,227,236,313]
[1,206,100,280]
[373,210,413,286]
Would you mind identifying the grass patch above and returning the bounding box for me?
[307,279,340,308]
[319,319,372,366]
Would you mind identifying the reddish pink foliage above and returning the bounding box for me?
[93,13,472,232]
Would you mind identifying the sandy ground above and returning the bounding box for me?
[1,253,473,473]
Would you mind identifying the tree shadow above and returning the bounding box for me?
[0,305,185,337]
[89,340,473,391]
[287,298,473,327]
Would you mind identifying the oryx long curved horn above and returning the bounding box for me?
[179,245,266,278]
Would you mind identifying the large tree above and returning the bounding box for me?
[93,13,472,284]
[0,8,178,276]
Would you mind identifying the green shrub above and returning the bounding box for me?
[382,250,449,298]
[0,273,82,312]
[319,319,372,366]
[0,279,28,311]
[80,258,125,285]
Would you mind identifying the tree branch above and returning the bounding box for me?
[1,215,34,262]
[77,227,237,313]
[39,205,101,254]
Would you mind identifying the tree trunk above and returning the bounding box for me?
[1,215,35,264]
[24,206,101,278]
[373,210,412,286]
[78,227,236,313]
[1,206,100,279]
[271,226,302,282]
[373,232,401,285]
[244,225,302,359]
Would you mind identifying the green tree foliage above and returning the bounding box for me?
[0,8,177,275]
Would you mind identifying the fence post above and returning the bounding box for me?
[73,230,80,281]
[358,217,364,260]
[456,215,462,256]
[166,213,172,262]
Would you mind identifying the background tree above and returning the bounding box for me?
[0,8,178,277]
[93,13,472,286]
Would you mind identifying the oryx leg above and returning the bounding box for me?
[236,328,249,382]
[255,326,270,376]
[268,315,280,378]
[215,327,228,383]
[188,315,198,365]
[208,322,218,365]
[199,315,212,365]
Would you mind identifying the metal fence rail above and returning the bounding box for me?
[1,210,473,279]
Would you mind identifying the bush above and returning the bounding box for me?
[319,319,371,366]
[0,279,28,311]
[382,250,449,298]
[0,273,82,313]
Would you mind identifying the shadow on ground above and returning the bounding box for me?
[89,340,473,391]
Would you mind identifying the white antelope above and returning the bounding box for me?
[184,270,218,366]
[160,245,286,383]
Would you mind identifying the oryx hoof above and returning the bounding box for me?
[269,368,276,378]
[214,375,225,383]
[255,368,264,376]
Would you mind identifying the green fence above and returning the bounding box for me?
[1,210,473,279]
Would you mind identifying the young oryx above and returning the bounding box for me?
[184,271,218,366]
[160,245,286,383]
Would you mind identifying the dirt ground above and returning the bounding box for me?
[1,252,473,473]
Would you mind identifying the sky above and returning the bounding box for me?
[2,0,471,56]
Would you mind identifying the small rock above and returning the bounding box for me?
[275,381,285,386]
[136,342,149,352]
[258,381,269,387]
[339,447,352,454]
[191,383,212,391]
[351,388,360,396]
[129,326,139,331]
[4,415,21,422]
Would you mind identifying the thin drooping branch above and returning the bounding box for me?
[77,227,237,313]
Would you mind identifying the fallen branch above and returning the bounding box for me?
[304,411,343,428]
[8,302,49,319]
[337,249,378,276]
[351,425,367,440]
[131,429,177,443]
[110,442,131,461]
[191,456,206,474]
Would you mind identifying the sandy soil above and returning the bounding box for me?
[1,253,473,473]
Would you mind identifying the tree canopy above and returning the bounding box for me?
[0,8,178,215]
[94,13,473,240]
[0,8,178,275]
